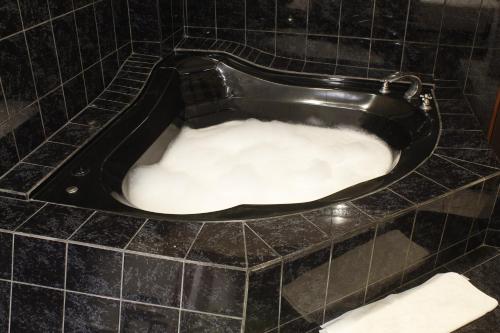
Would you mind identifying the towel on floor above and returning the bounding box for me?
[320,272,498,333]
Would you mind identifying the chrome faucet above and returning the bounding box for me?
[379,72,423,100]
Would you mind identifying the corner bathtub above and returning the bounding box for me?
[35,54,439,221]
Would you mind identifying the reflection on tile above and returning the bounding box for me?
[75,5,100,68]
[0,197,43,231]
[0,232,12,279]
[372,0,409,40]
[95,0,116,57]
[280,247,331,324]
[247,215,329,256]
[369,213,415,283]
[0,0,22,39]
[246,264,281,333]
[18,203,93,239]
[438,155,499,177]
[24,141,74,167]
[306,35,338,64]
[280,314,319,333]
[180,311,241,333]
[366,272,403,302]
[337,38,370,67]
[439,0,481,46]
[64,292,120,332]
[10,284,64,333]
[407,205,446,265]
[402,43,437,74]
[434,46,471,80]
[183,264,245,317]
[435,148,500,169]
[246,0,276,30]
[437,99,473,114]
[436,240,467,266]
[84,62,105,102]
[187,223,246,267]
[324,289,364,323]
[327,226,375,303]
[352,189,412,218]
[340,0,374,37]
[276,33,307,60]
[0,162,52,193]
[121,302,179,333]
[70,212,145,248]
[405,0,443,43]
[13,108,45,159]
[127,219,202,258]
[441,114,481,131]
[66,244,122,297]
[390,172,448,204]
[123,254,182,307]
[13,236,65,288]
[277,0,308,33]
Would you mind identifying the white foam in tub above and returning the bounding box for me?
[125,119,398,214]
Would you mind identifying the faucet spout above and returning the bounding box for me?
[379,72,423,100]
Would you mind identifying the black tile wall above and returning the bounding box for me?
[0,0,132,183]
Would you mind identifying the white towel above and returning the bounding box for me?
[320,272,498,333]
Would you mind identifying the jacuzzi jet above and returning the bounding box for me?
[123,119,399,215]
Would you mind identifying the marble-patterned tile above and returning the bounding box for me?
[63,74,88,118]
[182,264,245,317]
[352,189,412,218]
[417,155,480,189]
[90,98,127,112]
[24,142,75,168]
[128,0,161,41]
[64,292,120,332]
[390,172,448,204]
[70,212,145,248]
[112,78,144,90]
[438,155,500,177]
[179,311,241,333]
[0,33,37,113]
[216,0,244,30]
[0,280,10,332]
[39,87,68,137]
[99,90,135,104]
[121,302,179,333]
[25,22,61,97]
[280,314,319,333]
[441,114,482,131]
[10,284,64,333]
[437,99,474,114]
[402,42,437,74]
[308,0,341,35]
[439,0,481,46]
[435,148,500,169]
[66,244,122,297]
[102,53,120,86]
[306,35,338,64]
[53,13,83,83]
[247,215,329,256]
[18,204,93,239]
[123,254,182,307]
[446,246,499,274]
[340,0,374,37]
[0,197,44,231]
[17,0,49,28]
[47,0,72,17]
[0,162,52,193]
[0,0,22,39]
[436,240,467,266]
[186,0,215,28]
[280,247,331,324]
[434,87,464,100]
[369,40,404,70]
[440,214,474,249]
[366,272,403,302]
[83,62,105,102]
[485,230,500,247]
[12,108,45,159]
[187,222,246,267]
[246,0,276,30]
[95,0,116,58]
[434,46,472,80]
[107,84,140,96]
[405,0,443,43]
[245,225,280,267]
[438,130,490,149]
[246,264,282,333]
[372,0,409,40]
[0,132,19,175]
[51,123,98,146]
[303,61,335,75]
[0,232,13,279]
[127,219,202,258]
[369,212,415,283]
[72,107,116,128]
[277,0,307,33]
[402,254,438,284]
[13,236,65,288]
[466,231,486,252]
[75,5,100,68]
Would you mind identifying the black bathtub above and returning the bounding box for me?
[35,54,439,221]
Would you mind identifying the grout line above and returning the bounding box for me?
[124,219,149,250]
[399,0,412,72]
[462,0,484,93]
[362,225,378,303]
[13,203,48,232]
[61,242,69,332]
[117,251,125,332]
[321,240,334,324]
[177,262,185,333]
[276,261,284,331]
[7,233,14,333]
[431,1,446,78]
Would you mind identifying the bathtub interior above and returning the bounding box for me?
[34,55,439,221]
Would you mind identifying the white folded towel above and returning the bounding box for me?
[320,272,498,333]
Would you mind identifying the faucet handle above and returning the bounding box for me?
[420,94,433,112]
